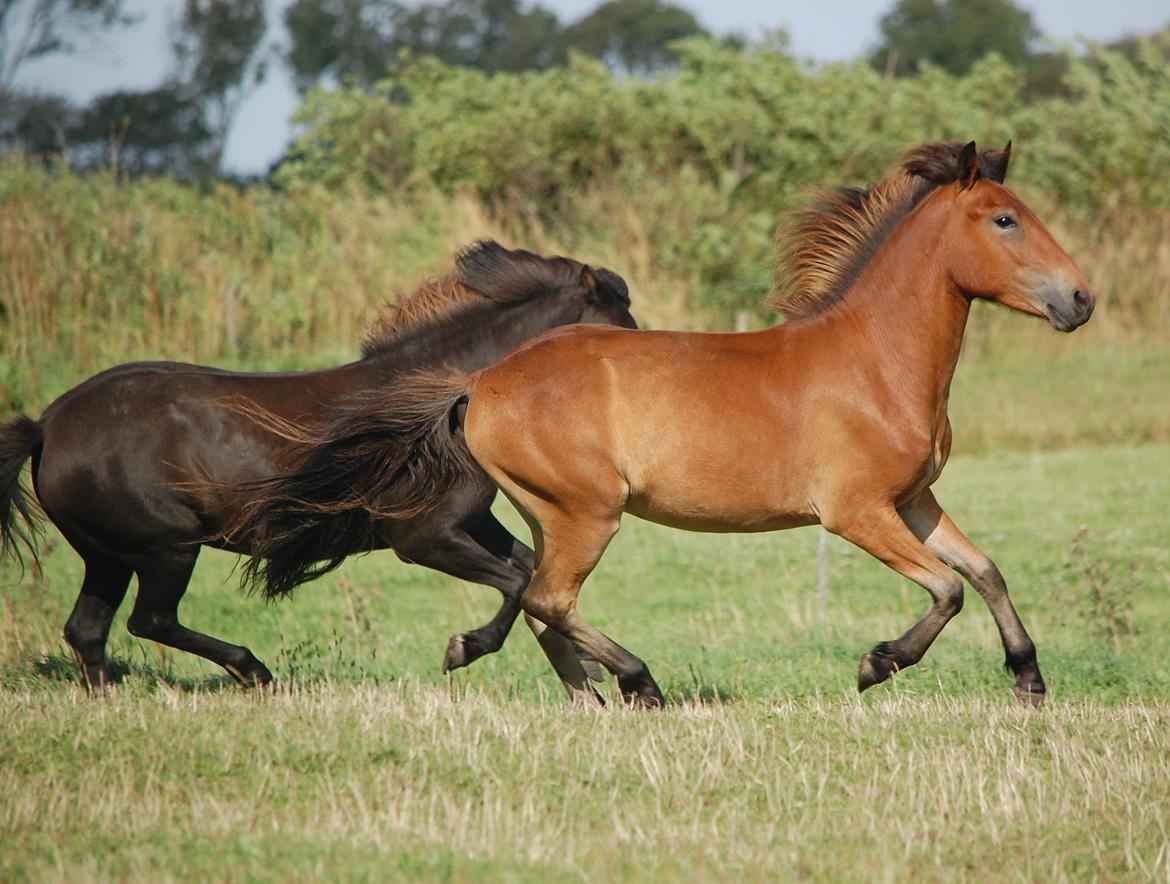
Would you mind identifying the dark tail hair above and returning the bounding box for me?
[227,369,476,600]
[0,416,45,569]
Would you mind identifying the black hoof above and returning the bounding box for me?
[618,673,665,709]
[1012,682,1046,707]
[225,660,274,689]
[80,664,116,696]
[858,644,900,693]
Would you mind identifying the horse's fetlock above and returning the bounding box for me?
[1005,639,1038,674]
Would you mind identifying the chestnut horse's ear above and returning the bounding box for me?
[957,141,981,190]
[984,140,1012,183]
[580,266,601,304]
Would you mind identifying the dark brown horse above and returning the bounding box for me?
[240,142,1093,707]
[0,241,635,693]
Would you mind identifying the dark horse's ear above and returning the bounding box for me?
[984,140,1012,183]
[956,141,981,190]
[581,266,601,304]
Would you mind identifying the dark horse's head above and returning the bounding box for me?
[454,239,637,330]
[361,240,636,360]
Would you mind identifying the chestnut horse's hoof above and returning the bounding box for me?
[624,690,664,710]
[1012,683,1046,707]
[858,646,900,693]
[618,672,665,709]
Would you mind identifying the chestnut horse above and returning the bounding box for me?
[0,241,634,692]
[238,142,1094,706]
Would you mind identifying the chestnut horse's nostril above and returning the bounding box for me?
[1073,290,1089,309]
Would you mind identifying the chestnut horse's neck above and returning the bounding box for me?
[785,189,972,421]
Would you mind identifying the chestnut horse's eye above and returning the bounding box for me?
[994,214,1017,229]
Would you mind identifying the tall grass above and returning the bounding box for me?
[3,156,1168,452]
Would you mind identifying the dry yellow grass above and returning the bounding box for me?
[3,682,1169,882]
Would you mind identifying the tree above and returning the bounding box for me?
[0,0,134,95]
[67,86,213,176]
[172,0,268,172]
[284,0,397,92]
[557,0,706,75]
[0,90,74,157]
[390,0,562,73]
[284,0,564,93]
[870,0,1038,77]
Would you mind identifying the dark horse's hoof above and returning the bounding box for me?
[224,660,274,690]
[442,633,486,674]
[858,645,900,693]
[1012,683,1046,707]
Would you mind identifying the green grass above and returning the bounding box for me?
[2,443,1170,880]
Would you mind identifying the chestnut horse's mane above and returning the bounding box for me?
[770,141,1011,318]
[361,239,584,358]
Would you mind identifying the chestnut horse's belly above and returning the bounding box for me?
[625,492,818,533]
[618,421,820,532]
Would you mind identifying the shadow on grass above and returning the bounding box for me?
[1,651,240,694]
[5,649,394,696]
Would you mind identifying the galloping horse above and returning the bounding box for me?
[234,141,1094,707]
[0,241,635,692]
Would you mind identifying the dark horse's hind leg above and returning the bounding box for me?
[394,510,605,705]
[63,550,133,693]
[391,509,530,673]
[126,550,273,687]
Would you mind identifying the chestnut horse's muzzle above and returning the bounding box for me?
[1044,287,1094,332]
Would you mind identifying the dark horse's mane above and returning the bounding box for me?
[769,141,1012,318]
[360,239,587,358]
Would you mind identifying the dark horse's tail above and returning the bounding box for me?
[228,370,476,600]
[0,416,45,568]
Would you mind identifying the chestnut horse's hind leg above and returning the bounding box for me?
[126,551,273,687]
[63,550,133,693]
[900,489,1046,705]
[831,505,966,694]
[520,509,664,709]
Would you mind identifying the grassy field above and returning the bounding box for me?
[3,155,1170,880]
[2,440,1169,881]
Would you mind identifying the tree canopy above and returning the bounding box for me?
[869,0,1038,76]
[283,0,708,93]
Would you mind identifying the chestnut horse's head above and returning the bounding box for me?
[942,141,1094,332]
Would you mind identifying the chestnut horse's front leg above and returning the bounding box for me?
[899,489,1046,705]
[829,505,966,693]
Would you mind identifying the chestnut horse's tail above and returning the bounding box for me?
[231,369,476,600]
[0,416,45,570]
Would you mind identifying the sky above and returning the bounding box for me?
[14,0,1170,174]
